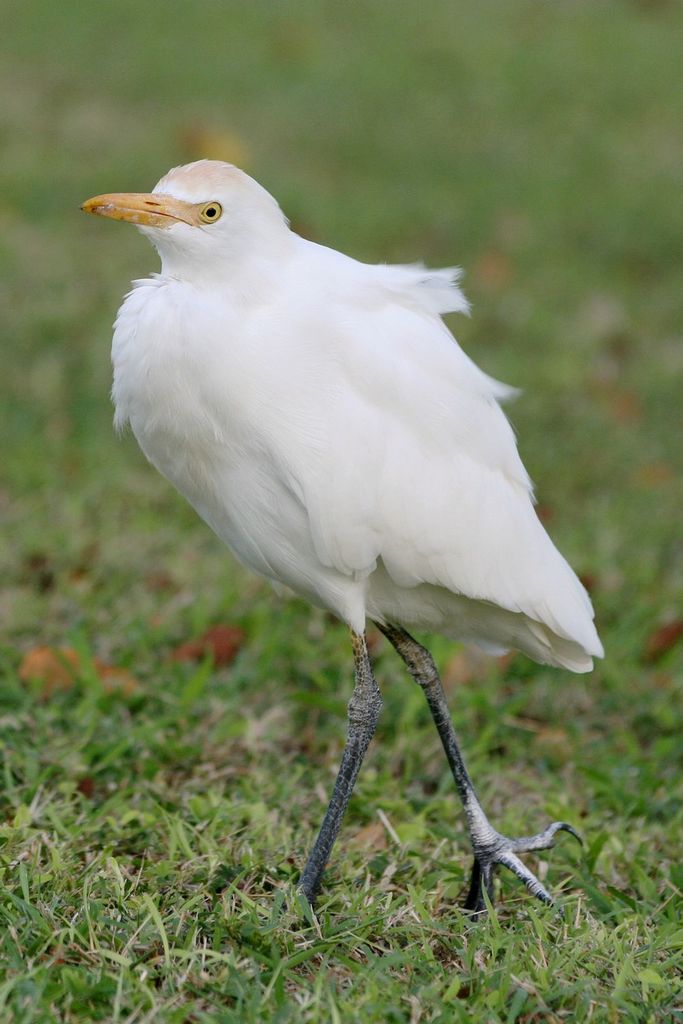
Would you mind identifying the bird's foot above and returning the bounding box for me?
[464,820,582,917]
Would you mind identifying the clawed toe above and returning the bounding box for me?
[508,820,582,853]
[464,820,582,916]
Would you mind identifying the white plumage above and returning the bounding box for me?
[92,160,601,673]
[82,160,603,912]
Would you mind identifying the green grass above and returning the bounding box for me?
[2,0,682,1020]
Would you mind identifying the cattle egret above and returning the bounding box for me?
[82,161,603,915]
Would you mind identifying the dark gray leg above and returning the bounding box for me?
[299,630,383,904]
[375,622,580,914]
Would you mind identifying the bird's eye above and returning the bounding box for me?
[199,202,223,224]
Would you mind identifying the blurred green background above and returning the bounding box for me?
[1,2,682,1021]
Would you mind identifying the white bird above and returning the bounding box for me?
[82,160,603,914]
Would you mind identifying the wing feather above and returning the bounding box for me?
[295,254,601,663]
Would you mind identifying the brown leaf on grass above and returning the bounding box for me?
[171,625,245,666]
[18,646,138,697]
[348,820,387,851]
[19,646,80,695]
[644,620,683,662]
[76,777,96,798]
[95,664,138,696]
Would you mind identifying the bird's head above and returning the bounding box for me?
[81,160,290,283]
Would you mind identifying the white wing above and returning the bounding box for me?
[292,247,602,670]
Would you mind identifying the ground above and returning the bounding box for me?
[1,1,682,1021]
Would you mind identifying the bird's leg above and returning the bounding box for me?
[299,630,383,905]
[375,622,581,915]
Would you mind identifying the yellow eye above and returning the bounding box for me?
[198,201,223,224]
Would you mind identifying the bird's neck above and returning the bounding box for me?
[155,227,295,295]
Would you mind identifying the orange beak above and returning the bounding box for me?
[81,192,195,228]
